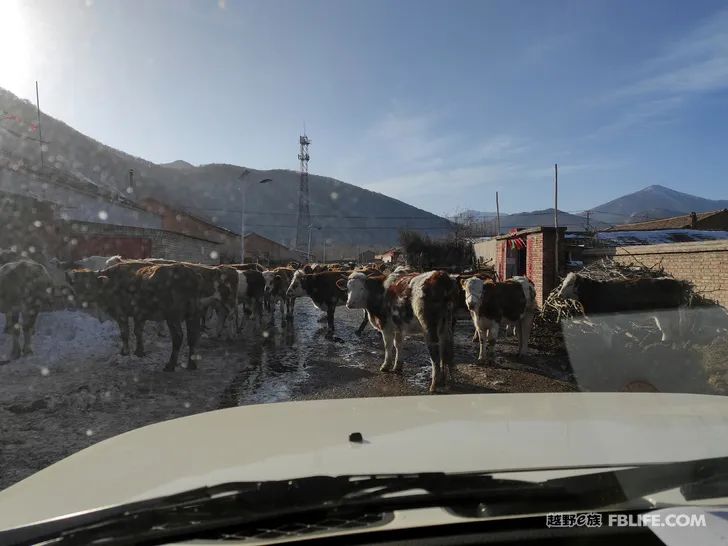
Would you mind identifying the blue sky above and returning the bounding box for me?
[3,0,728,216]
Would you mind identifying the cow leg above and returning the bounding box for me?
[236,304,246,333]
[425,329,443,393]
[438,318,454,385]
[286,297,295,321]
[380,326,395,372]
[355,311,368,336]
[325,304,335,337]
[391,329,404,374]
[134,319,146,357]
[118,318,131,356]
[486,321,499,360]
[471,329,479,343]
[21,309,39,356]
[473,313,489,364]
[186,315,201,370]
[9,311,21,360]
[164,319,183,372]
[254,298,263,328]
[518,313,534,356]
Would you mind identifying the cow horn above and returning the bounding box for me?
[335,278,348,291]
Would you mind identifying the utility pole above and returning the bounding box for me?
[553,163,559,282]
[585,210,591,232]
[35,81,44,169]
[495,191,501,236]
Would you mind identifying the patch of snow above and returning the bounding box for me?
[0,310,118,365]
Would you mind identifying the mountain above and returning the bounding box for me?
[499,208,606,232]
[160,160,195,170]
[0,88,451,254]
[454,209,498,221]
[590,185,728,225]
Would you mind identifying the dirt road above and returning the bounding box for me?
[1,300,574,490]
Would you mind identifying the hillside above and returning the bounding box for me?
[590,185,728,224]
[0,88,451,254]
[459,208,607,232]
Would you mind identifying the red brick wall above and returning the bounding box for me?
[497,240,507,280]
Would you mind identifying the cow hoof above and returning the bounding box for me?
[10,350,21,360]
[163,365,175,372]
[134,350,145,358]
[23,348,33,356]
[187,363,197,371]
[379,364,392,373]
[391,367,403,375]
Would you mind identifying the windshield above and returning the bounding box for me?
[1,0,728,539]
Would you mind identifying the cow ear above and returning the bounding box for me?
[335,278,348,291]
[459,278,469,289]
[98,275,110,285]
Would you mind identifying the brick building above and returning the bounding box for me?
[139,197,241,262]
[64,221,222,264]
[495,227,566,307]
[243,232,296,265]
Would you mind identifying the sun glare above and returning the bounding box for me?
[0,0,31,96]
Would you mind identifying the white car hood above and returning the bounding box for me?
[1,392,728,532]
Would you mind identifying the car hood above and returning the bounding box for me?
[1,392,728,531]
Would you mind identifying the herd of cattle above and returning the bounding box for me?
[0,250,697,393]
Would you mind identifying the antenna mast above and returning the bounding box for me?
[295,131,311,251]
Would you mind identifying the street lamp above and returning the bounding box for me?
[240,169,272,263]
[307,224,321,262]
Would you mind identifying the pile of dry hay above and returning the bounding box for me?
[540,258,719,324]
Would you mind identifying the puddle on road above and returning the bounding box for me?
[215,302,572,408]
[217,301,437,407]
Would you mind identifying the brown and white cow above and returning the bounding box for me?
[235,269,266,330]
[286,269,349,336]
[556,272,687,343]
[265,267,296,323]
[67,262,205,370]
[343,270,457,393]
[462,275,536,363]
[0,260,54,359]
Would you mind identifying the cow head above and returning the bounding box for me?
[557,272,579,300]
[461,277,484,312]
[286,270,307,299]
[262,271,275,295]
[342,272,367,309]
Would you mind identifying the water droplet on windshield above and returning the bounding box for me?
[210,250,219,260]
[85,429,94,436]
[40,367,50,376]
[98,210,108,221]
